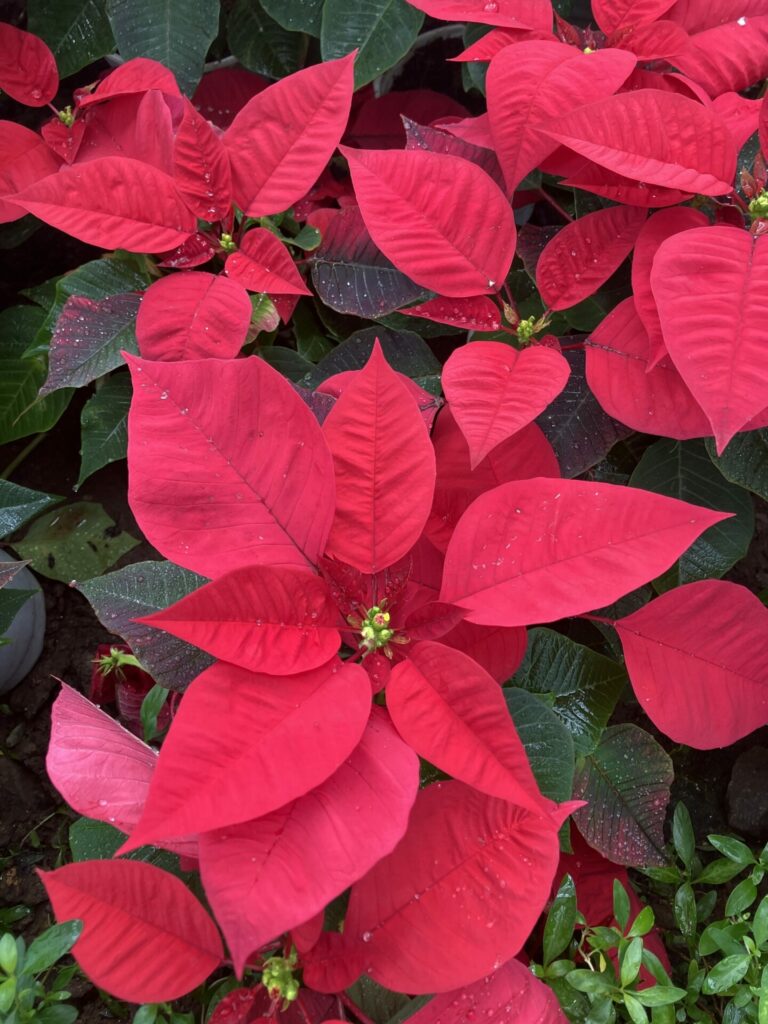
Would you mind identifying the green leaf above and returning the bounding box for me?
[613,880,631,931]
[702,954,751,994]
[321,0,423,88]
[0,480,62,540]
[0,933,17,974]
[620,936,644,987]
[623,993,649,1024]
[316,326,441,382]
[504,688,575,803]
[24,922,83,975]
[725,878,757,917]
[0,588,37,637]
[36,1008,80,1024]
[572,724,673,868]
[754,895,768,948]
[708,835,756,867]
[76,372,132,489]
[0,976,15,1015]
[27,0,115,78]
[140,684,169,743]
[346,975,410,1024]
[228,0,307,78]
[630,439,754,591]
[77,560,212,690]
[132,1007,158,1024]
[511,628,626,755]
[13,502,138,583]
[106,0,218,94]
[69,818,186,876]
[707,430,768,502]
[627,905,655,939]
[632,985,687,1007]
[543,874,577,966]
[259,346,322,387]
[261,0,324,34]
[672,803,696,871]
[696,858,749,885]
[566,969,618,995]
[674,882,697,940]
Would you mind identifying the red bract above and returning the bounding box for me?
[226,228,312,295]
[0,21,58,106]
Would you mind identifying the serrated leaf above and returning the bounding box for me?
[228,0,307,78]
[505,687,575,804]
[27,0,116,79]
[0,480,62,540]
[321,0,424,88]
[69,817,186,876]
[707,429,768,502]
[77,372,132,488]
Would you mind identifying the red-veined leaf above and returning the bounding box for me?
[75,91,175,173]
[322,341,436,574]
[389,641,552,814]
[666,0,767,33]
[120,659,370,850]
[157,232,217,269]
[616,580,768,748]
[487,42,636,193]
[406,958,566,1023]
[440,619,528,683]
[126,355,336,576]
[139,565,340,676]
[0,22,58,106]
[41,117,85,164]
[224,54,355,217]
[199,710,418,974]
[562,160,692,208]
[403,600,466,641]
[631,207,709,368]
[341,146,516,297]
[173,99,232,220]
[226,228,311,295]
[76,58,181,108]
[340,781,564,993]
[651,226,768,452]
[39,860,222,1002]
[399,295,501,331]
[136,272,252,361]
[402,118,506,191]
[440,112,494,148]
[673,17,768,97]
[608,20,688,59]
[13,157,196,252]
[712,92,763,150]
[592,0,676,33]
[442,341,570,467]
[536,206,646,310]
[403,0,554,30]
[0,122,60,222]
[427,407,559,551]
[540,89,737,195]
[585,296,712,438]
[440,476,728,626]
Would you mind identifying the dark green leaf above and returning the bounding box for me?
[69,817,186,876]
[141,684,169,742]
[77,372,132,488]
[36,1006,79,1024]
[708,836,756,866]
[106,0,219,94]
[0,480,62,540]
[628,905,655,939]
[259,346,322,387]
[566,969,617,994]
[672,803,696,871]
[674,883,697,939]
[27,0,115,78]
[544,874,577,966]
[505,688,575,803]
[631,440,754,591]
[696,858,748,885]
[228,0,307,78]
[77,560,212,690]
[614,880,631,931]
[321,0,423,88]
[620,936,644,987]
[316,326,440,382]
[346,975,410,1023]
[707,430,768,502]
[132,1007,158,1024]
[261,0,324,34]
[753,895,768,948]
[0,588,37,637]
[725,878,757,917]
[24,922,83,975]
[702,954,751,994]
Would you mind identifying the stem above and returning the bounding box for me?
[339,992,377,1024]
[1,432,46,480]
[580,613,616,626]
[559,341,586,352]
[536,188,574,223]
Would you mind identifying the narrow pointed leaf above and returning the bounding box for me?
[0,22,58,105]
[126,355,336,576]
[172,99,232,220]
[399,295,501,332]
[224,54,355,217]
[322,342,436,574]
[321,0,424,89]
[342,146,516,297]
[541,90,737,195]
[616,580,768,748]
[0,479,61,540]
[440,477,728,626]
[140,565,340,676]
[443,342,570,468]
[199,710,419,974]
[39,860,223,1002]
[136,272,252,361]
[122,659,370,848]
[536,206,647,311]
[707,429,768,502]
[226,228,311,295]
[76,372,132,489]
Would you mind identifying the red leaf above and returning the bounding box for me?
[341,146,516,297]
[173,99,232,220]
[712,92,763,151]
[389,642,552,814]
[13,157,196,252]
[631,207,709,368]
[225,54,355,217]
[46,683,155,834]
[402,118,506,191]
[440,619,527,683]
[585,296,712,438]
[562,160,692,208]
[487,42,636,193]
[136,272,252,361]
[608,20,688,59]
[121,659,370,849]
[427,407,559,551]
[322,341,436,574]
[76,58,180,109]
[341,781,563,993]
[345,89,468,149]
[399,295,501,331]
[453,28,537,61]
[760,92,768,160]
[403,0,554,30]
[0,22,58,106]
[674,18,768,97]
[41,117,85,164]
[208,989,261,1024]
[406,958,566,1023]
[403,600,466,641]
[157,232,217,269]
[616,580,768,748]
[536,206,646,311]
[226,228,311,295]
[440,112,494,149]
[75,92,175,173]
[666,0,767,32]
[126,355,336,576]
[0,122,60,223]
[540,89,737,195]
[39,860,222,1002]
[139,565,341,676]
[199,710,418,974]
[651,226,768,452]
[592,0,676,33]
[440,476,728,626]
[443,341,570,467]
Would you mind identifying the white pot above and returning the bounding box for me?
[0,551,45,695]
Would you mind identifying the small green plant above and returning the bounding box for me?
[0,920,82,1024]
[132,1003,193,1024]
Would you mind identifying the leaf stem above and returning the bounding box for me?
[1,432,46,481]
[536,188,574,223]
[339,992,376,1024]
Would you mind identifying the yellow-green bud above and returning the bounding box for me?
[749,192,768,220]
